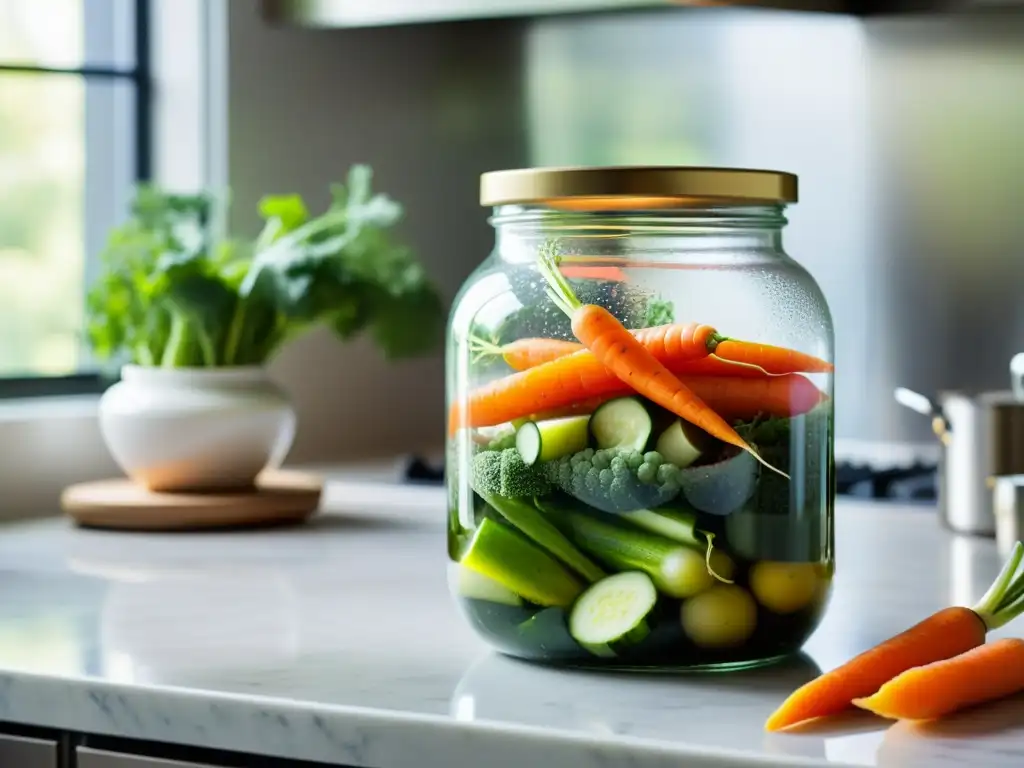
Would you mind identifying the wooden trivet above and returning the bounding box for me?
[61,470,322,531]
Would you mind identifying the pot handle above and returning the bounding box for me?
[894,387,952,445]
[894,387,935,417]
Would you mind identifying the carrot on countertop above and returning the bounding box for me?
[765,542,1024,732]
[535,242,786,478]
[714,339,833,375]
[852,638,1024,722]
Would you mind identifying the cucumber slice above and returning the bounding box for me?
[448,562,523,606]
[516,416,590,466]
[655,419,710,469]
[461,519,584,608]
[590,397,652,451]
[569,571,657,649]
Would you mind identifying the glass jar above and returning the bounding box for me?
[446,167,834,670]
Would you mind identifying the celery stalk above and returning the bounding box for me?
[461,519,584,608]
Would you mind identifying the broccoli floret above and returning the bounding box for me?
[485,430,517,452]
[546,447,681,514]
[471,448,551,498]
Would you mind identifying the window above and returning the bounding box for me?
[0,0,148,397]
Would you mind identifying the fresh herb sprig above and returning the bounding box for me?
[86,165,444,368]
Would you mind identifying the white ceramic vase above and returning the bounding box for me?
[98,365,297,492]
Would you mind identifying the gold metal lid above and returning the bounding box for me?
[480,166,798,209]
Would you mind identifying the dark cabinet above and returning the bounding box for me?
[0,733,58,768]
[78,747,220,768]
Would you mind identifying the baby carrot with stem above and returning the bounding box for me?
[469,328,831,376]
[469,323,728,372]
[765,541,1024,731]
[853,637,1024,721]
[469,336,585,370]
[471,333,776,379]
[535,242,786,479]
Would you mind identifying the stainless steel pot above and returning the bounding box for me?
[895,381,1024,537]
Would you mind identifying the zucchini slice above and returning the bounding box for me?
[655,419,710,469]
[516,415,590,466]
[590,397,652,451]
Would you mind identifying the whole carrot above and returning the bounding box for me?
[765,542,1024,731]
[470,323,721,372]
[448,347,652,434]
[852,638,1024,721]
[513,395,612,423]
[449,369,823,432]
[471,329,830,377]
[527,376,824,423]
[634,322,720,364]
[470,336,586,370]
[683,374,825,420]
[536,242,784,477]
[714,339,833,374]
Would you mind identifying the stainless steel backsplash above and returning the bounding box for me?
[229,3,1024,458]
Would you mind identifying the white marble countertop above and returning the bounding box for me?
[0,475,1019,768]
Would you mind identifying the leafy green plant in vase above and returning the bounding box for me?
[91,165,444,492]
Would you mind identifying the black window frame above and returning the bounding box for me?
[0,0,151,399]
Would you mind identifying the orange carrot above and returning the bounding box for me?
[674,356,773,379]
[852,638,1024,721]
[449,369,823,432]
[471,328,825,378]
[714,339,833,374]
[470,337,587,371]
[448,348,656,435]
[765,542,1024,731]
[536,243,782,476]
[683,375,826,420]
[633,322,720,364]
[514,396,613,423]
[470,323,718,372]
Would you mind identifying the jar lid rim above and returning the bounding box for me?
[479,165,798,208]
